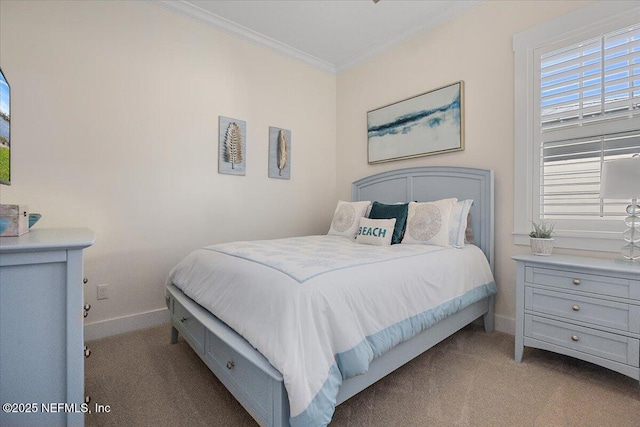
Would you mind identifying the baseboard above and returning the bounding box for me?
[494,314,515,335]
[84,308,515,341]
[84,308,171,341]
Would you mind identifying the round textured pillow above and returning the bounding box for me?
[331,204,355,232]
[407,204,441,241]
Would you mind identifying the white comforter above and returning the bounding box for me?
[167,235,496,426]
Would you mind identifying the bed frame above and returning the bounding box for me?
[166,166,495,427]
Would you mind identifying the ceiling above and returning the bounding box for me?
[155,0,481,73]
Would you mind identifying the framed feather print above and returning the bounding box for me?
[367,81,464,164]
[268,127,291,179]
[218,116,247,175]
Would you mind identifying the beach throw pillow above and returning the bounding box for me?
[356,217,396,246]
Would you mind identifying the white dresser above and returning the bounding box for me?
[513,253,640,383]
[0,228,95,426]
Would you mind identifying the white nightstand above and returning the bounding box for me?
[513,253,640,384]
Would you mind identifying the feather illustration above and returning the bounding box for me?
[277,129,287,176]
[224,122,243,169]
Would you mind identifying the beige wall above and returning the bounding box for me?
[336,0,594,329]
[0,1,336,328]
[1,0,607,335]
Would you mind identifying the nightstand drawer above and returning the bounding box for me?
[172,298,205,354]
[525,287,640,333]
[525,266,632,299]
[525,314,639,367]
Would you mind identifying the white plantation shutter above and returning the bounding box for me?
[536,24,640,222]
[541,131,640,219]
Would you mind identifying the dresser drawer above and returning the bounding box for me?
[172,298,205,354]
[525,287,640,333]
[525,266,634,299]
[524,314,639,367]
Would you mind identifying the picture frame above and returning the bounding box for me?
[218,116,247,176]
[367,81,464,164]
[268,126,291,179]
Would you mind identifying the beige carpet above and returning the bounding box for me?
[85,324,640,427]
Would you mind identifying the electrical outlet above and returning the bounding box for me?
[97,284,109,300]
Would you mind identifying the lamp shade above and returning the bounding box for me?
[600,156,640,199]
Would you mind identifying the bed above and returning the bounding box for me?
[165,166,495,427]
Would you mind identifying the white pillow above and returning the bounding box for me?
[328,200,371,239]
[401,198,457,246]
[356,217,396,246]
[449,199,474,248]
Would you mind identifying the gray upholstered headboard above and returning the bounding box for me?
[352,166,495,272]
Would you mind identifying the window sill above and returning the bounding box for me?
[513,231,623,253]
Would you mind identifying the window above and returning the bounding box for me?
[514,2,640,252]
[540,24,640,221]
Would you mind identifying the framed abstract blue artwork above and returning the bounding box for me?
[367,81,464,164]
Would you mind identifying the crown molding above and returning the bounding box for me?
[153,0,480,75]
[336,1,481,73]
[153,0,337,74]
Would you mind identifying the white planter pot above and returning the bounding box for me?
[530,237,554,256]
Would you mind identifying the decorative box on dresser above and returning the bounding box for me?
[513,253,640,384]
[0,228,95,426]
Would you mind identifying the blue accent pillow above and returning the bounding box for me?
[368,202,409,244]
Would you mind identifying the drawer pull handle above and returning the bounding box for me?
[226,361,234,370]
[180,317,187,323]
[572,305,580,311]
[572,279,581,285]
[571,335,579,342]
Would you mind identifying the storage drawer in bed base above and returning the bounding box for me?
[171,298,205,354]
[167,285,494,427]
[202,330,288,426]
[168,285,288,427]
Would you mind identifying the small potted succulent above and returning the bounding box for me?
[529,220,555,256]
